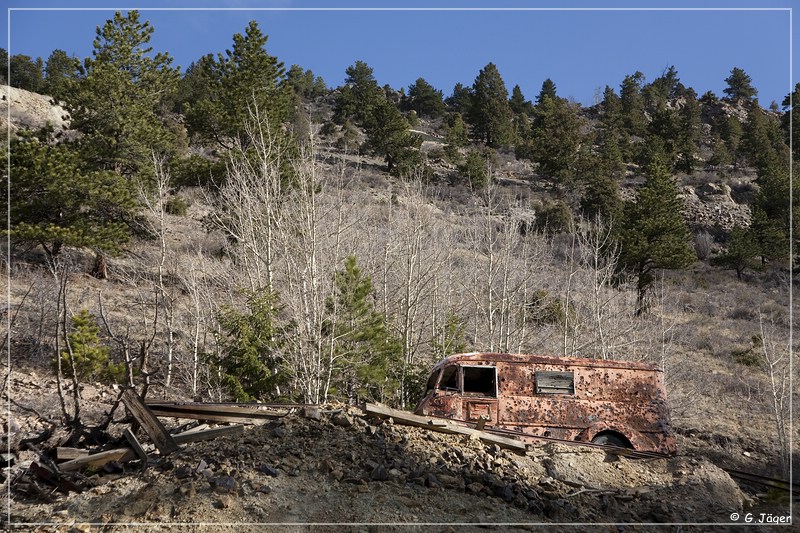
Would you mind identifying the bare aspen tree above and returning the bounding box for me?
[204,101,288,293]
[757,311,790,476]
[138,154,178,388]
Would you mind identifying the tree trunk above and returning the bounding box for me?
[91,252,108,279]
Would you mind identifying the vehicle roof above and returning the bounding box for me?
[430,352,661,373]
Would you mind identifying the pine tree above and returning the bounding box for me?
[406,77,445,118]
[362,98,422,176]
[326,256,402,403]
[535,78,558,105]
[711,226,761,280]
[42,49,80,102]
[445,82,473,115]
[56,310,124,383]
[780,83,800,158]
[6,133,135,260]
[620,72,646,137]
[9,54,44,92]
[213,289,287,401]
[675,89,702,173]
[509,84,533,115]
[333,60,383,125]
[525,92,583,182]
[616,158,695,315]
[468,63,515,148]
[185,20,290,151]
[67,11,181,179]
[723,67,757,102]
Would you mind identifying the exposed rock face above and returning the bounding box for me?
[0,85,70,133]
[681,184,752,231]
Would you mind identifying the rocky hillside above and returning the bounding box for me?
[3,374,781,530]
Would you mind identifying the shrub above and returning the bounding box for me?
[54,309,125,383]
[165,195,188,216]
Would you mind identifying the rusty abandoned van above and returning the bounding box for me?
[414,352,676,455]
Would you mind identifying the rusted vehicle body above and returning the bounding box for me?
[414,352,676,455]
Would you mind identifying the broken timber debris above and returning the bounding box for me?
[363,403,527,453]
[122,390,179,456]
[145,401,295,424]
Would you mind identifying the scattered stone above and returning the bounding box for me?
[175,464,194,479]
[332,413,354,427]
[370,464,389,481]
[214,495,230,509]
[211,475,237,494]
[259,464,279,477]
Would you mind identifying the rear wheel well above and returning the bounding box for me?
[591,431,633,449]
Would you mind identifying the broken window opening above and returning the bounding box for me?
[424,369,441,394]
[463,366,497,397]
[535,371,575,394]
[439,366,459,391]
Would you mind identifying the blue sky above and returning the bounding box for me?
[3,1,798,107]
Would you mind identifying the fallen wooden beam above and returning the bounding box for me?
[363,403,527,453]
[122,390,179,456]
[145,402,292,424]
[172,424,245,445]
[123,428,149,466]
[58,448,136,472]
[56,448,89,461]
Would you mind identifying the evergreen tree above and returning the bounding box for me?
[468,63,515,147]
[781,83,800,158]
[284,64,326,100]
[6,133,135,260]
[742,104,787,173]
[675,89,702,173]
[616,158,695,315]
[525,93,583,182]
[578,154,621,222]
[213,289,287,401]
[458,149,491,188]
[599,85,631,163]
[509,84,533,115]
[186,20,290,151]
[720,115,744,169]
[333,60,383,125]
[445,82,473,115]
[0,48,7,84]
[642,66,684,110]
[750,161,795,265]
[42,49,80,102]
[620,72,646,137]
[172,54,216,115]
[56,310,124,383]
[535,78,558,105]
[711,226,761,280]
[723,67,757,102]
[406,77,445,118]
[326,256,402,404]
[67,11,181,178]
[362,97,422,176]
[9,54,44,92]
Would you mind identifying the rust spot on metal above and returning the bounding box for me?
[414,352,677,455]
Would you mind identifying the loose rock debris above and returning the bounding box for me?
[2,397,753,528]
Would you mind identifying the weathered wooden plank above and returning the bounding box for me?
[123,428,149,465]
[56,448,89,461]
[122,390,179,456]
[58,448,136,472]
[364,403,526,452]
[172,424,245,445]
[147,408,270,425]
[145,402,291,420]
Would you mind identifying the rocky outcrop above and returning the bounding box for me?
[0,85,70,133]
